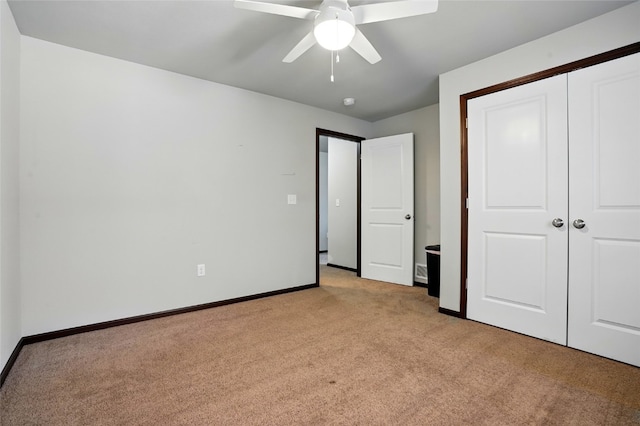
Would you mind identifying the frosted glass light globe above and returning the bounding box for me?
[313,9,356,51]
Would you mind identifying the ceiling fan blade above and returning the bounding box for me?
[234,0,318,20]
[283,31,317,63]
[349,28,381,64]
[352,0,438,25]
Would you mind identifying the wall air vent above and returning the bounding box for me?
[415,263,427,283]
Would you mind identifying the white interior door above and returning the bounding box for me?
[567,53,640,367]
[467,75,569,345]
[361,133,414,286]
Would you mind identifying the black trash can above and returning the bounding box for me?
[425,245,441,297]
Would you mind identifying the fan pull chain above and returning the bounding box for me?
[331,50,334,82]
[330,12,340,82]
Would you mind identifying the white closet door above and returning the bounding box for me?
[467,75,569,345]
[567,53,640,367]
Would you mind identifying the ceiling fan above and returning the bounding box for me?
[234,0,439,64]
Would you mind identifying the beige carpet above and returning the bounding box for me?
[1,266,639,425]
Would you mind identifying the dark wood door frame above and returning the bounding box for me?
[316,128,365,286]
[458,42,640,319]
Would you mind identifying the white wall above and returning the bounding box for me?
[0,0,21,371]
[373,104,440,282]
[319,151,328,252]
[439,2,640,312]
[20,36,372,336]
[327,137,358,269]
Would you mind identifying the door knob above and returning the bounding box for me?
[405,214,412,220]
[573,219,586,229]
[552,218,564,228]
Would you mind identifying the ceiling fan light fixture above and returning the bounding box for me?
[236,0,439,64]
[313,7,355,51]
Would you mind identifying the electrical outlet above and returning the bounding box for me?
[197,264,205,277]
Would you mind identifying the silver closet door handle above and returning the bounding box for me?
[552,218,564,228]
[405,214,412,220]
[573,219,586,229]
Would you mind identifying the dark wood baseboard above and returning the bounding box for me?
[326,263,357,272]
[0,282,317,389]
[0,337,26,387]
[413,281,428,288]
[438,307,464,318]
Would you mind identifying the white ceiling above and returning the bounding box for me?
[8,0,634,122]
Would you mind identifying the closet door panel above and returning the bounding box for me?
[467,74,569,345]
[568,52,640,367]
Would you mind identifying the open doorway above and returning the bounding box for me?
[316,129,364,285]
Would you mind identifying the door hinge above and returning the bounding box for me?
[465,118,468,128]
[465,198,469,209]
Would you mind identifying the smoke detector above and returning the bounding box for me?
[343,97,356,106]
